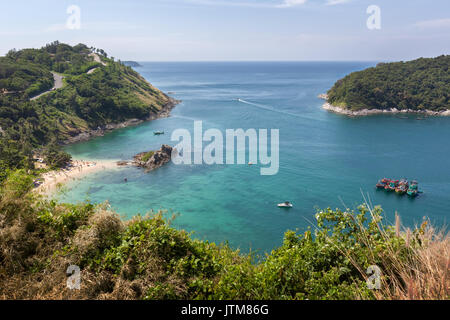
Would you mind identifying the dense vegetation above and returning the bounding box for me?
[0,41,174,176]
[0,58,53,97]
[0,170,447,300]
[327,55,450,111]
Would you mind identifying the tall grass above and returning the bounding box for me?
[344,202,449,300]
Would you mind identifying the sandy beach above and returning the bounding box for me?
[35,159,121,196]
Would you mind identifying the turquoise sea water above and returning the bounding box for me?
[59,62,449,254]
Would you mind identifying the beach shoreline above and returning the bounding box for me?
[37,97,179,196]
[318,94,450,117]
[35,159,121,196]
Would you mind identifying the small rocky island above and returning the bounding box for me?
[133,144,173,172]
[122,61,142,67]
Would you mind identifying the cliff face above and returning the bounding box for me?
[133,145,173,172]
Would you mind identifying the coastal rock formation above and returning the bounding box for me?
[133,144,173,172]
[319,92,450,117]
[321,100,450,117]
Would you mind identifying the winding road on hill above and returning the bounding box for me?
[87,53,107,74]
[30,72,64,101]
[30,53,106,100]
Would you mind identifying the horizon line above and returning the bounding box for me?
[123,59,382,63]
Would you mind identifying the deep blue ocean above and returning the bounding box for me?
[59,62,450,254]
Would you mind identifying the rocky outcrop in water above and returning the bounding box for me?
[133,144,173,172]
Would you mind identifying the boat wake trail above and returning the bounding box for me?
[172,115,202,122]
[236,99,320,122]
[172,115,221,128]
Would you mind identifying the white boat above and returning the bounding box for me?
[278,202,293,208]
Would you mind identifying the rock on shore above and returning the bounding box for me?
[133,144,173,172]
[318,93,450,117]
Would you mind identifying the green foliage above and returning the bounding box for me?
[42,143,72,169]
[328,55,450,111]
[4,41,93,76]
[0,169,34,199]
[0,57,53,93]
[0,137,34,182]
[141,151,155,162]
[36,201,94,240]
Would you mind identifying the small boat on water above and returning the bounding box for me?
[153,131,165,136]
[385,180,399,192]
[407,180,419,197]
[395,179,409,195]
[376,178,390,189]
[278,201,293,208]
[376,178,420,198]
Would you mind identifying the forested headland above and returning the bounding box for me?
[0,41,175,177]
[326,55,449,113]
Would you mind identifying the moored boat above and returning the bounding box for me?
[376,178,390,189]
[407,180,419,197]
[385,180,399,192]
[395,179,409,195]
[278,201,293,208]
[376,178,420,198]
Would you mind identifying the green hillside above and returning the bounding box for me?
[0,41,175,175]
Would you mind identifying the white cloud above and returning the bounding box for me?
[277,0,307,8]
[44,21,141,33]
[45,24,68,32]
[415,18,450,29]
[184,0,351,9]
[325,0,351,5]
[184,0,307,8]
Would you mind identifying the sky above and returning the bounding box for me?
[0,0,449,61]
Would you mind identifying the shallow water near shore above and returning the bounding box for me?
[59,62,450,253]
